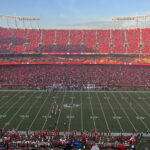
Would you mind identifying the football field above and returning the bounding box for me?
[0,90,150,133]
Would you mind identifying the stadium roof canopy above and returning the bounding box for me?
[0,14,150,29]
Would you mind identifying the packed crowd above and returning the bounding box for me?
[0,128,137,149]
[0,27,150,54]
[0,64,150,88]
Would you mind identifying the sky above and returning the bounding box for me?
[0,0,150,28]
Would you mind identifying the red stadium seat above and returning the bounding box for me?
[70,30,82,53]
[112,29,126,54]
[0,27,149,54]
[126,29,140,54]
[13,29,26,53]
[0,27,11,53]
[142,28,150,54]
[97,30,111,53]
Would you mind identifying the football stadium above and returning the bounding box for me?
[0,0,150,149]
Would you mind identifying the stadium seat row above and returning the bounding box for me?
[0,27,150,54]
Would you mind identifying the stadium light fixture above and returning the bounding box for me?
[0,14,40,21]
[112,14,150,21]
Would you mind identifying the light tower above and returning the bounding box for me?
[0,14,40,29]
[112,14,150,29]
[0,14,41,53]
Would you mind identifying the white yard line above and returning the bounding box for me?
[0,92,11,103]
[68,91,74,132]
[42,92,59,130]
[135,92,150,108]
[104,92,124,133]
[4,94,29,114]
[127,92,150,119]
[0,92,20,110]
[2,92,28,115]
[3,92,35,128]
[1,93,27,115]
[95,92,110,131]
[111,92,136,131]
[28,92,50,130]
[127,92,150,128]
[0,92,5,97]
[55,91,67,130]
[80,91,83,131]
[142,91,150,99]
[0,97,5,103]
[16,92,43,130]
[123,92,149,131]
[88,90,96,131]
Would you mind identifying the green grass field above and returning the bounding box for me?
[0,90,150,133]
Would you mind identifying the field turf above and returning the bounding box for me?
[0,90,150,133]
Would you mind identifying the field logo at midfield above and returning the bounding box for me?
[63,104,80,108]
[42,115,52,119]
[136,116,145,120]
[90,116,99,119]
[66,115,75,119]
[113,116,122,120]
[0,114,7,118]
[20,115,29,118]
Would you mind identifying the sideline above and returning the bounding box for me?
[7,131,150,137]
[0,89,150,93]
